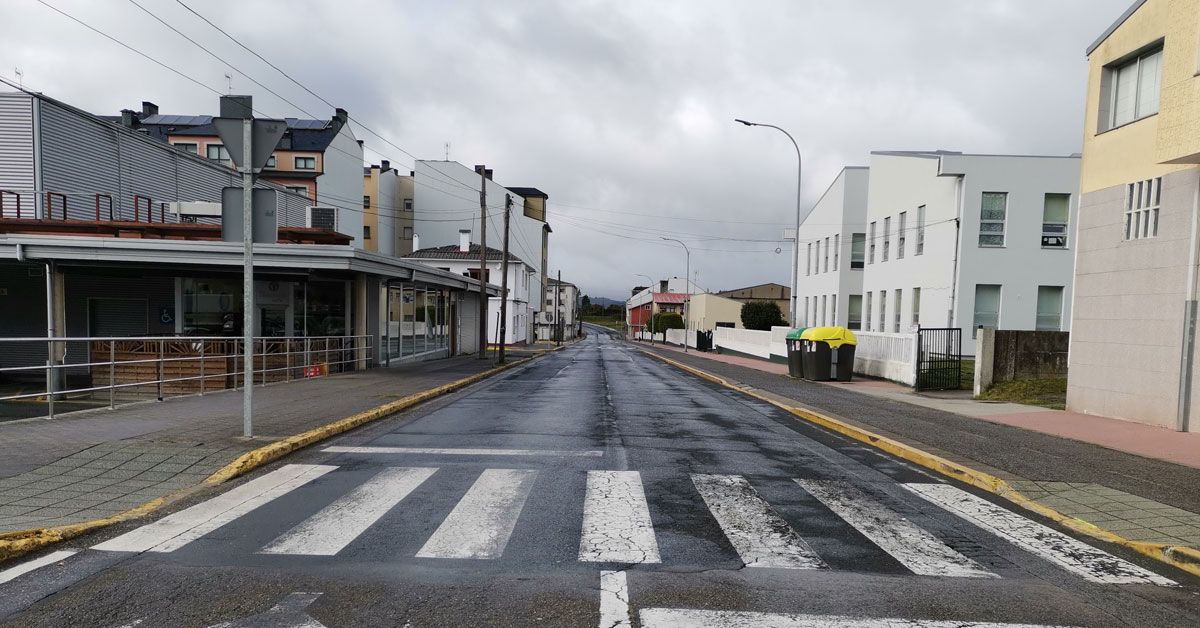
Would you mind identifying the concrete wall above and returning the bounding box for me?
[976,329,1069,395]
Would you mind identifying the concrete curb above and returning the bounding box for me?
[642,350,1200,579]
[0,352,553,563]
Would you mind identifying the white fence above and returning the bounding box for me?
[852,331,918,385]
[635,328,695,348]
[712,326,790,360]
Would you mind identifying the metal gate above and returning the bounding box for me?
[915,327,962,391]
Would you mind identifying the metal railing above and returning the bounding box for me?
[0,334,372,419]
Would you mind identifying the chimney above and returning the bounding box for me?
[458,229,471,252]
[119,109,137,128]
[380,159,390,172]
[473,165,494,180]
[334,107,349,125]
[141,101,158,117]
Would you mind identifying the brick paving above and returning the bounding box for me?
[0,355,516,534]
[638,341,1200,550]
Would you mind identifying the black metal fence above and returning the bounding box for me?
[915,327,962,392]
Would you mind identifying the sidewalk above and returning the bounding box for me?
[0,354,524,537]
[640,341,1200,550]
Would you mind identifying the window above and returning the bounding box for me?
[402,226,413,239]
[1042,194,1070,248]
[173,142,198,154]
[865,292,873,331]
[286,186,308,199]
[979,192,1007,247]
[295,156,316,170]
[894,289,902,332]
[882,217,891,261]
[806,243,812,276]
[1103,46,1162,131]
[831,294,837,327]
[403,199,413,211]
[847,295,862,330]
[363,195,371,208]
[1036,286,1064,331]
[363,225,371,240]
[912,287,921,328]
[973,284,1001,337]
[823,237,830,273]
[878,290,887,332]
[265,155,276,168]
[916,205,926,255]
[1124,177,1162,240]
[851,233,865,269]
[821,295,827,326]
[206,144,230,164]
[804,297,810,326]
[833,234,840,271]
[897,212,907,259]
[868,222,877,263]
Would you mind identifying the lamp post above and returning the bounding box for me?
[634,273,653,343]
[735,118,802,327]
[661,238,690,353]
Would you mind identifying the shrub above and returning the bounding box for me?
[651,312,684,336]
[741,301,785,331]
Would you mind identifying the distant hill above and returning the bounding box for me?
[589,297,623,306]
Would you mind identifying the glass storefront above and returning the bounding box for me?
[385,283,451,360]
[181,277,348,338]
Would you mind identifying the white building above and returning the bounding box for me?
[798,151,1080,347]
[412,161,549,342]
[405,231,533,345]
[797,167,869,329]
[536,277,579,341]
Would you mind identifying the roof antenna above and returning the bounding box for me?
[13,67,23,89]
[224,72,233,94]
[445,141,450,161]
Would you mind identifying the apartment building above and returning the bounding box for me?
[111,102,365,248]
[859,151,1080,343]
[362,161,414,257]
[795,167,869,329]
[535,277,579,341]
[412,161,550,342]
[1068,0,1200,431]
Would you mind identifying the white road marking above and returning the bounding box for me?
[691,474,826,569]
[579,471,661,563]
[795,479,995,578]
[638,609,1079,627]
[903,483,1177,586]
[598,570,632,628]
[260,467,438,556]
[323,446,603,457]
[92,464,336,554]
[415,468,538,559]
[0,549,77,585]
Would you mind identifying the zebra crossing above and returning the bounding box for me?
[74,463,1176,587]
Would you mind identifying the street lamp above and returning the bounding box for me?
[735,118,802,327]
[661,237,690,353]
[634,273,654,342]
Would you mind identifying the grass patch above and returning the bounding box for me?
[959,359,975,390]
[978,377,1067,410]
[582,316,627,332]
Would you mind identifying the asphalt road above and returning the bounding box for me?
[1,332,1198,627]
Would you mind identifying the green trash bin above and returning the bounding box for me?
[785,328,807,378]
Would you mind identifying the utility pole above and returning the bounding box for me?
[498,193,512,364]
[240,115,254,437]
[555,269,562,346]
[477,165,488,359]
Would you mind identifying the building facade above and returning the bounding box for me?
[1068,0,1200,431]
[362,161,413,257]
[535,277,579,341]
[715,283,790,323]
[795,167,868,329]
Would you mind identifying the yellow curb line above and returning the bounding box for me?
[0,352,554,563]
[642,350,1200,579]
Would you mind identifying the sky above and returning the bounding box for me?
[1,0,1131,300]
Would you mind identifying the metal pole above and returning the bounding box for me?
[109,340,116,408]
[241,117,254,438]
[661,238,691,352]
[44,260,55,419]
[556,269,562,346]
[498,194,512,364]
[477,165,488,358]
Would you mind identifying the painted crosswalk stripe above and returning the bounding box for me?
[903,483,1176,586]
[323,446,603,457]
[92,464,336,554]
[638,609,1079,627]
[795,479,995,578]
[0,550,78,585]
[598,570,632,628]
[260,467,438,556]
[579,471,660,563]
[691,474,825,569]
[415,468,538,559]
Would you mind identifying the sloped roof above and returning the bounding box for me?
[404,243,524,263]
[653,293,688,304]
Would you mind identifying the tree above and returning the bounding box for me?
[651,312,685,340]
[581,294,591,312]
[741,301,785,331]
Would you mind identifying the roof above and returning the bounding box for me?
[547,277,576,288]
[717,282,789,296]
[123,113,344,151]
[653,293,689,304]
[507,187,549,199]
[1087,0,1148,55]
[404,243,524,263]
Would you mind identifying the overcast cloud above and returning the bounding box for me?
[1,0,1129,300]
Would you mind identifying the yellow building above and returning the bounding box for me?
[1069,0,1200,431]
[686,293,744,333]
[361,161,414,256]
